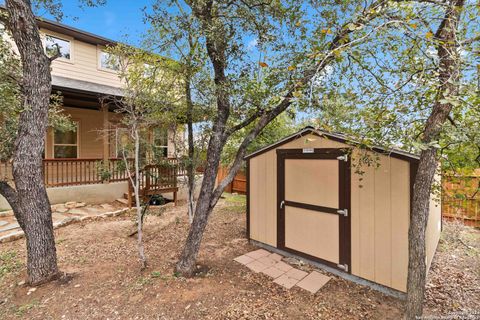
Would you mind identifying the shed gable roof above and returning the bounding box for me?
[244,127,420,162]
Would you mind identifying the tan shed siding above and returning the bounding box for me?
[249,133,412,292]
[390,159,410,291]
[426,170,442,272]
[373,156,393,286]
[349,155,410,292]
[41,29,123,88]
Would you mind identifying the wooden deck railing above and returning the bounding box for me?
[127,162,179,207]
[1,158,182,188]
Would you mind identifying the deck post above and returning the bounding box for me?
[101,102,110,183]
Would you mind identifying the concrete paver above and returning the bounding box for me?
[234,249,331,294]
[296,271,331,293]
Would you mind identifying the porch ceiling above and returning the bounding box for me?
[52,76,124,112]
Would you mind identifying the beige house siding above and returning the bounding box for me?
[45,107,179,159]
[248,133,440,293]
[41,29,123,88]
[46,107,106,158]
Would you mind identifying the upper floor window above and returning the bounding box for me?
[143,63,155,78]
[99,51,120,71]
[45,35,71,60]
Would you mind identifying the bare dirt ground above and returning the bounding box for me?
[0,195,478,319]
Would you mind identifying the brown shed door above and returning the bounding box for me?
[277,149,351,272]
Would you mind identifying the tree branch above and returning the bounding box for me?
[0,181,18,210]
[226,108,265,135]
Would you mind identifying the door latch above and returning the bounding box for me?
[337,264,349,272]
[337,154,348,162]
[337,209,348,217]
[280,200,285,209]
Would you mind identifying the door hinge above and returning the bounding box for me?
[337,263,349,272]
[337,154,348,162]
[280,200,285,209]
[337,209,348,217]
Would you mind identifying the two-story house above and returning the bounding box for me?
[0,17,185,210]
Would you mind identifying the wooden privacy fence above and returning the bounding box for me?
[217,166,247,194]
[0,157,184,188]
[442,175,480,228]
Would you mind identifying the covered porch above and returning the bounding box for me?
[0,79,184,209]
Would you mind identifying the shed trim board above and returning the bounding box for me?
[244,126,420,162]
[244,127,438,293]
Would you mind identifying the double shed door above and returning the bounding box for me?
[277,148,351,273]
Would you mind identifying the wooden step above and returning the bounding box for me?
[116,198,129,205]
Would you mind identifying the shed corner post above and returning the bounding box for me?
[246,158,250,240]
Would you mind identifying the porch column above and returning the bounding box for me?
[102,102,109,162]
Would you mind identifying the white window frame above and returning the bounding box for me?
[153,127,169,158]
[42,32,74,63]
[97,47,120,73]
[52,121,80,159]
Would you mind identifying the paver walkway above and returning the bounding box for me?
[234,249,331,294]
[0,201,127,243]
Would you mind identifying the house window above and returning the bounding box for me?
[53,123,78,158]
[153,127,168,158]
[143,63,155,78]
[99,51,119,71]
[45,35,71,60]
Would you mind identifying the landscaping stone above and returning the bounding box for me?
[0,223,19,232]
[75,202,86,208]
[0,202,129,243]
[101,204,115,211]
[85,207,104,215]
[65,201,77,209]
[116,198,129,205]
[68,209,90,216]
[0,210,13,217]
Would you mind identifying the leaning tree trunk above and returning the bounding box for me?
[406,1,464,318]
[3,0,59,285]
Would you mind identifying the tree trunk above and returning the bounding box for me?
[175,126,225,276]
[134,128,147,269]
[174,0,387,277]
[185,73,196,224]
[2,0,59,285]
[406,1,464,318]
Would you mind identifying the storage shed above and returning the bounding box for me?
[245,127,441,293]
